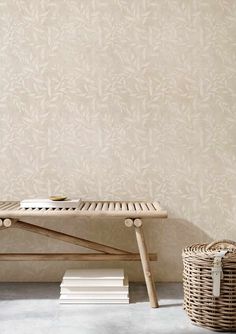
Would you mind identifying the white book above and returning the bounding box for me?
[62,269,125,286]
[59,298,129,304]
[20,199,81,209]
[60,286,128,294]
[60,277,129,293]
[64,269,124,279]
[60,293,129,299]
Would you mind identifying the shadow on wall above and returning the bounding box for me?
[0,216,212,283]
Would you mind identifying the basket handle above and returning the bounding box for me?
[206,239,236,251]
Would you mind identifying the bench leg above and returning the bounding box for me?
[134,219,158,308]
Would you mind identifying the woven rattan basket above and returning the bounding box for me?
[183,240,236,331]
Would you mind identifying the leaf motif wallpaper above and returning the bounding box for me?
[0,0,236,281]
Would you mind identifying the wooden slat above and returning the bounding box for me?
[88,202,96,211]
[60,208,67,212]
[0,202,15,210]
[4,202,19,210]
[76,202,84,210]
[108,202,115,211]
[52,208,60,212]
[0,202,11,209]
[134,202,141,211]
[152,202,161,211]
[115,202,121,211]
[33,208,39,211]
[146,203,155,211]
[128,203,135,211]
[1,202,14,209]
[121,202,127,211]
[0,253,157,261]
[95,202,102,211]
[102,202,108,211]
[81,202,90,211]
[140,202,148,211]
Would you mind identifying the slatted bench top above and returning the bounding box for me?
[0,201,167,219]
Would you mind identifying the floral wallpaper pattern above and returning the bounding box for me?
[0,0,235,281]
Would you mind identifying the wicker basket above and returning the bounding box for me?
[183,240,236,332]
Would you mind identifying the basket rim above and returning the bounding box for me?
[182,240,236,258]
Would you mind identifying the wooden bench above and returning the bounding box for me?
[0,200,167,308]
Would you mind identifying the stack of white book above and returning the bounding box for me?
[60,269,129,304]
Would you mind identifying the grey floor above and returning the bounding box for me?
[0,283,219,334]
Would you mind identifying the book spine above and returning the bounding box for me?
[60,294,129,299]
[62,279,124,286]
[60,288,129,294]
[59,299,129,304]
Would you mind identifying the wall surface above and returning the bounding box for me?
[0,0,236,282]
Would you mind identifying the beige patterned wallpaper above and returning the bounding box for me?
[0,0,236,282]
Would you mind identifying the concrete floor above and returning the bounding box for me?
[0,283,220,334]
